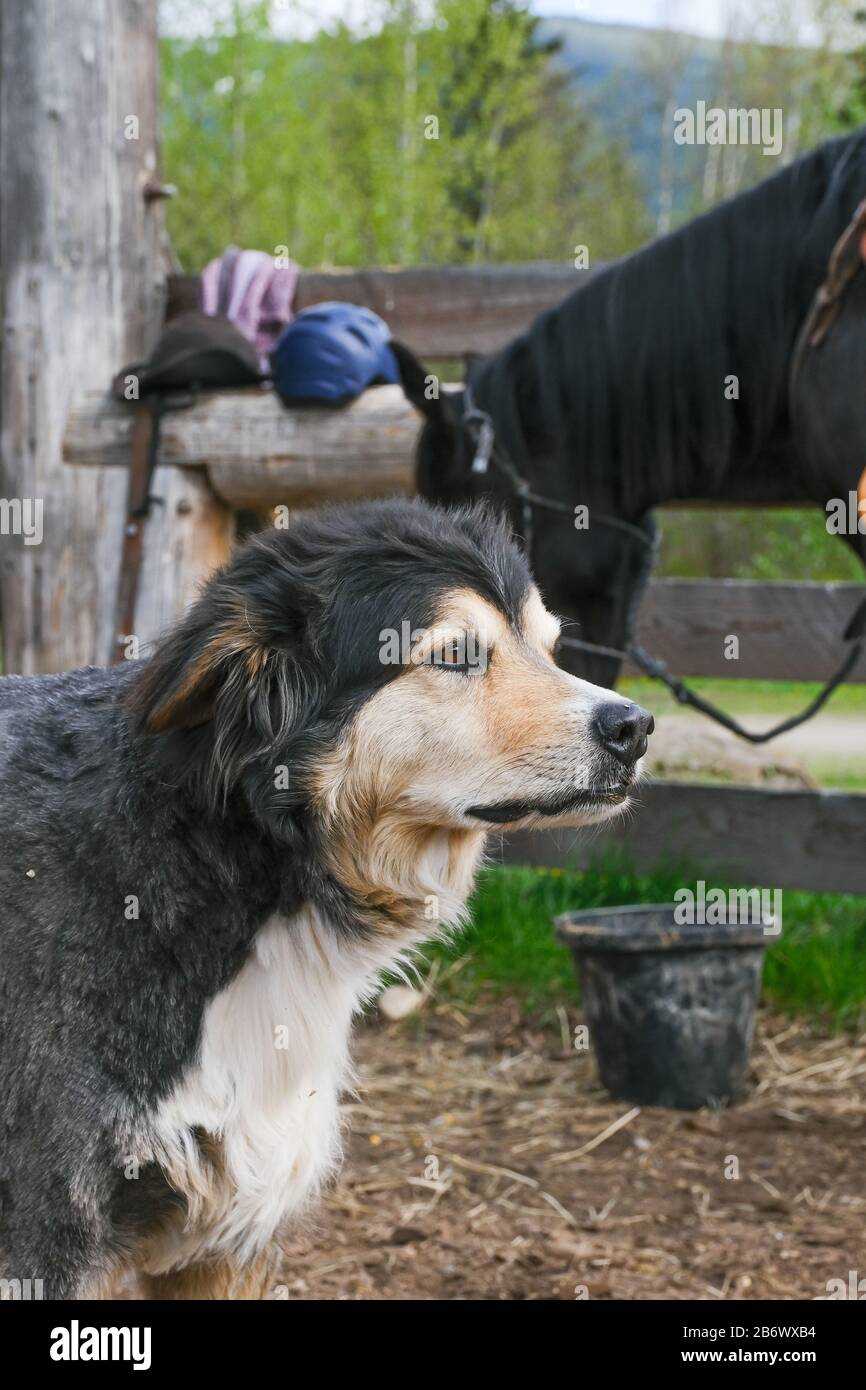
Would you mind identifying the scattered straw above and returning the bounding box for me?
[278,1001,866,1301]
[549,1106,642,1165]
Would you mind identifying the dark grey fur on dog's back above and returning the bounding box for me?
[0,665,296,1294]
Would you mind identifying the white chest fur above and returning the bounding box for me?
[144,907,413,1272]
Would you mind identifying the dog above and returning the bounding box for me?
[0,498,652,1299]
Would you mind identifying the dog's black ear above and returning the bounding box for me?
[125,603,267,736]
[391,340,460,435]
[124,577,324,811]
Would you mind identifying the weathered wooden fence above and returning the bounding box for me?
[63,263,866,895]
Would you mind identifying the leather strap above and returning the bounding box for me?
[789,197,866,404]
[113,399,163,663]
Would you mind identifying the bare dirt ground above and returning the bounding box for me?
[645,712,864,789]
[279,999,866,1301]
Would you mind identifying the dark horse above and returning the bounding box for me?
[395,128,866,688]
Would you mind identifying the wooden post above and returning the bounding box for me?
[131,463,235,644]
[0,0,232,673]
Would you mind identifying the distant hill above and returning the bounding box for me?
[536,15,759,219]
[537,13,723,87]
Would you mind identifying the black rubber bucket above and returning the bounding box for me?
[555,904,779,1110]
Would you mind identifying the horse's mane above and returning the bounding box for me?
[470,127,866,512]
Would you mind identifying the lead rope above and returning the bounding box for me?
[460,390,866,744]
[559,629,865,744]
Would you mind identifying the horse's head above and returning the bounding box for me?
[394,342,654,688]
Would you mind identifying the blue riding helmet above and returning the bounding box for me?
[271,301,400,403]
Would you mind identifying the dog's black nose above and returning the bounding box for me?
[593,701,654,766]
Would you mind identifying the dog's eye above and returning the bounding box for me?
[428,636,488,674]
[430,639,469,670]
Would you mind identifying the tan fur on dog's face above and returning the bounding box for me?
[316,585,641,836]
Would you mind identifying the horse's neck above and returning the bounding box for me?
[480,131,866,518]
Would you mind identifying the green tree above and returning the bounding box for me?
[159,0,649,270]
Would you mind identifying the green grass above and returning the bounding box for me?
[656,507,865,583]
[425,860,866,1030]
[803,766,866,792]
[619,676,866,718]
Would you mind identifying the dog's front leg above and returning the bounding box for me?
[137,1249,281,1301]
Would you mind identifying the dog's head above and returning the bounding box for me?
[126,500,652,843]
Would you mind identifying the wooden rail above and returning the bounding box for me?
[500,782,866,894]
[624,579,866,683]
[65,385,419,508]
[166,263,592,358]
